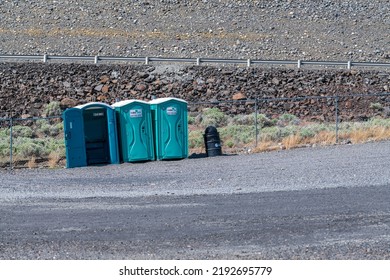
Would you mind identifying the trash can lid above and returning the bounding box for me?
[205,126,218,134]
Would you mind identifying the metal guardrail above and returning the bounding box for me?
[0,54,390,69]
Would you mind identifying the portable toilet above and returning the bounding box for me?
[63,102,119,168]
[149,97,188,160]
[112,100,155,162]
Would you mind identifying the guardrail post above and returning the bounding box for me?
[43,54,48,63]
[145,56,149,65]
[297,60,301,69]
[94,55,99,64]
[196,57,201,66]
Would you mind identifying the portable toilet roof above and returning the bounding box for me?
[75,102,114,110]
[149,97,188,105]
[112,99,150,107]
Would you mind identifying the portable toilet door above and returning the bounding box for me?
[63,102,119,168]
[112,100,155,162]
[63,108,87,168]
[149,97,188,160]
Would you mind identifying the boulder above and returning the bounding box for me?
[232,92,246,100]
[101,85,110,93]
[60,98,77,109]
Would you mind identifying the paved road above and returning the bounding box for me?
[1,142,389,259]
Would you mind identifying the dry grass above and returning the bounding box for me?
[188,121,390,155]
[309,131,336,146]
[0,27,269,42]
[188,147,205,155]
[251,126,390,153]
[252,141,282,153]
[48,151,62,168]
[27,156,37,169]
[347,126,390,143]
[282,134,302,150]
[0,157,8,168]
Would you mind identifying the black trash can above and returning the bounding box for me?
[204,126,222,157]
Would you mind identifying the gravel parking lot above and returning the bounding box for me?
[2,142,390,199]
[1,142,390,259]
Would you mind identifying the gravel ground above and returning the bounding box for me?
[1,142,390,259]
[0,0,389,61]
[2,142,390,200]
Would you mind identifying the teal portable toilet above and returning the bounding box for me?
[112,100,155,162]
[63,102,119,168]
[149,97,188,160]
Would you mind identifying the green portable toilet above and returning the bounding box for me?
[63,102,119,168]
[112,100,155,162]
[149,97,188,160]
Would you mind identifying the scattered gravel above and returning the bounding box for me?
[1,142,390,259]
[0,0,389,61]
[2,141,390,201]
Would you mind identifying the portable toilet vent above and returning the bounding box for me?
[63,102,119,168]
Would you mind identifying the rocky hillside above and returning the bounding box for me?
[0,1,389,121]
[0,0,389,62]
[1,62,389,121]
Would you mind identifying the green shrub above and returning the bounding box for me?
[369,102,383,111]
[220,125,255,144]
[0,139,9,157]
[45,138,65,154]
[230,115,253,126]
[14,138,46,158]
[47,124,62,137]
[38,122,51,135]
[230,113,272,128]
[369,118,390,128]
[188,115,196,125]
[259,127,278,141]
[35,119,47,128]
[277,113,300,126]
[299,123,330,138]
[188,130,204,149]
[279,113,297,122]
[279,126,298,139]
[43,101,62,117]
[299,127,316,139]
[12,136,65,159]
[11,125,33,138]
[36,120,62,137]
[201,108,228,127]
[338,121,353,132]
[225,140,234,148]
[260,126,298,141]
[0,128,9,138]
[55,122,64,134]
[258,114,275,127]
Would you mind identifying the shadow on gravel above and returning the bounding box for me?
[188,153,238,159]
